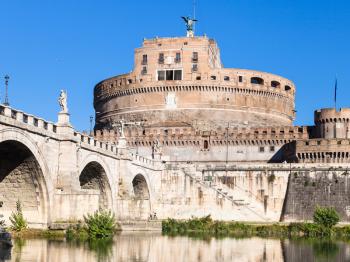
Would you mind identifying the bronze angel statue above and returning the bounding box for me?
[181,16,197,36]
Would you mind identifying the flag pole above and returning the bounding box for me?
[334,77,337,110]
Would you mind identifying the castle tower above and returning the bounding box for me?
[93,35,296,133]
[314,108,350,139]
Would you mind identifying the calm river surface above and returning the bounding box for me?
[1,232,350,262]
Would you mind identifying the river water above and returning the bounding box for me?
[1,232,350,262]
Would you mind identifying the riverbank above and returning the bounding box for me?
[9,229,65,239]
[162,216,350,239]
[7,219,350,240]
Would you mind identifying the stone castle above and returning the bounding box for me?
[1,26,350,228]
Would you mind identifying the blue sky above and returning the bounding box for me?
[0,0,349,131]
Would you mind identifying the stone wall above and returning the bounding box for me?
[282,168,350,222]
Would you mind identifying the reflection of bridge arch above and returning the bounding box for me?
[131,173,151,219]
[0,128,52,228]
[79,155,113,210]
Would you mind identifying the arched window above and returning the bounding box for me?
[251,77,264,85]
[204,140,209,149]
[271,81,280,88]
[285,85,292,91]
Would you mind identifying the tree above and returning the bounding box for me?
[313,206,340,228]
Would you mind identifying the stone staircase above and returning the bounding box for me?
[181,167,271,221]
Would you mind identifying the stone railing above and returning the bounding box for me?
[130,153,160,169]
[0,104,58,133]
[73,131,118,155]
[0,104,120,156]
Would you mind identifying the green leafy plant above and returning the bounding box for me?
[313,206,340,229]
[10,200,28,231]
[84,210,117,239]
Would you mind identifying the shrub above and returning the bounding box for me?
[66,222,89,241]
[10,200,27,231]
[84,210,118,239]
[313,206,340,228]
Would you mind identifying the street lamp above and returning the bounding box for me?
[4,75,9,106]
[89,115,94,135]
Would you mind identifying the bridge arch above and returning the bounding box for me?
[79,154,113,210]
[131,172,152,220]
[0,128,52,228]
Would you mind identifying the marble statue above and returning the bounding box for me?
[58,90,68,113]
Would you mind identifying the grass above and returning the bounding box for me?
[9,228,65,239]
[162,215,350,239]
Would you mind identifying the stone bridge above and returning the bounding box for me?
[2,104,350,228]
[0,104,162,228]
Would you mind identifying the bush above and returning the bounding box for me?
[10,200,27,231]
[84,210,118,239]
[66,222,89,241]
[313,206,340,228]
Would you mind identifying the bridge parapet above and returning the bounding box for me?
[73,131,118,155]
[130,153,163,170]
[0,104,58,134]
[0,104,122,158]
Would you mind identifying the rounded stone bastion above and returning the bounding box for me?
[314,108,350,139]
[94,36,296,131]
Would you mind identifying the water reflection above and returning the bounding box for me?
[2,232,350,262]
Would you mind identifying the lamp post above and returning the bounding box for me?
[89,115,93,135]
[4,75,9,106]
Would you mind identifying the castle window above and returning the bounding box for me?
[175,52,181,63]
[270,146,275,152]
[141,66,147,75]
[142,54,147,65]
[251,77,264,85]
[204,140,209,149]
[158,53,164,64]
[285,85,292,91]
[239,76,243,82]
[128,79,132,84]
[192,64,198,72]
[174,70,182,80]
[196,76,201,80]
[158,70,165,80]
[166,70,174,80]
[224,76,230,81]
[192,52,198,63]
[211,75,216,80]
[271,81,280,88]
[158,69,182,81]
[259,146,265,152]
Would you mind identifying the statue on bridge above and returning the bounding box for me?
[152,139,163,159]
[58,90,68,113]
